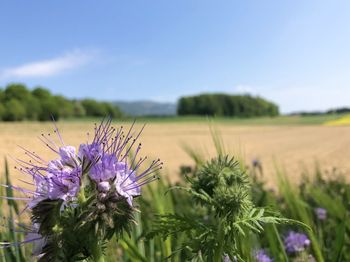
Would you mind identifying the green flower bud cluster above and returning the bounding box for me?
[191,155,252,218]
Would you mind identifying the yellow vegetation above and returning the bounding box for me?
[324,114,350,126]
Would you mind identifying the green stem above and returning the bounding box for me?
[213,221,224,262]
[78,186,86,204]
[272,224,289,262]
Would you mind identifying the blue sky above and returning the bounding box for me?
[1,0,350,113]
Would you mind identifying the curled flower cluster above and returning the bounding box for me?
[284,231,311,254]
[2,119,162,260]
[191,155,252,218]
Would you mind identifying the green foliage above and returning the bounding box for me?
[72,100,86,117]
[3,99,26,121]
[148,156,293,261]
[0,158,27,262]
[29,171,137,261]
[31,199,64,235]
[4,84,31,101]
[0,83,123,121]
[81,99,107,116]
[32,87,52,99]
[0,103,6,120]
[177,93,279,117]
[81,99,122,118]
[54,95,74,118]
[250,163,350,262]
[101,102,123,118]
[38,98,60,121]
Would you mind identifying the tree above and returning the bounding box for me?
[0,88,5,102]
[4,83,30,101]
[3,99,26,121]
[81,99,106,116]
[0,103,5,120]
[54,95,74,118]
[101,102,123,118]
[32,87,52,100]
[0,84,123,121]
[177,93,279,117]
[72,101,86,117]
[38,98,60,121]
[25,96,41,120]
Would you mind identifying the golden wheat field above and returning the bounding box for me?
[0,121,349,187]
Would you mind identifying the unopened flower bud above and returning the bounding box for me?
[98,181,110,192]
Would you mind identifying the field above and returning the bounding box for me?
[1,115,350,187]
[0,115,349,261]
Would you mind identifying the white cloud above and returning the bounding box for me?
[0,49,97,79]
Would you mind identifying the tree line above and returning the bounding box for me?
[0,84,123,121]
[177,93,279,117]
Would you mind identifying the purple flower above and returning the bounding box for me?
[5,118,161,209]
[24,152,82,205]
[81,119,162,206]
[78,143,102,162]
[254,249,273,262]
[284,231,310,254]
[314,207,327,220]
[46,167,81,201]
[0,118,163,258]
[7,127,83,210]
[59,146,79,166]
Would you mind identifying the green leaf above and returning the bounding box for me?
[31,199,63,235]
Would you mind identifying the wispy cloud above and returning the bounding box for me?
[0,49,97,79]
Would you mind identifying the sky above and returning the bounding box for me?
[1,1,350,113]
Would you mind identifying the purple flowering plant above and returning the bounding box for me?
[284,231,311,254]
[1,118,162,261]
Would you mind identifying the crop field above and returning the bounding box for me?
[0,116,349,261]
[0,115,349,187]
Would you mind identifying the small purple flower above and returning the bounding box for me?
[284,231,310,254]
[46,168,81,201]
[59,146,79,166]
[7,127,83,209]
[78,143,102,162]
[314,207,327,220]
[254,249,273,262]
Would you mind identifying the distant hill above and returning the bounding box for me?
[113,101,177,116]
